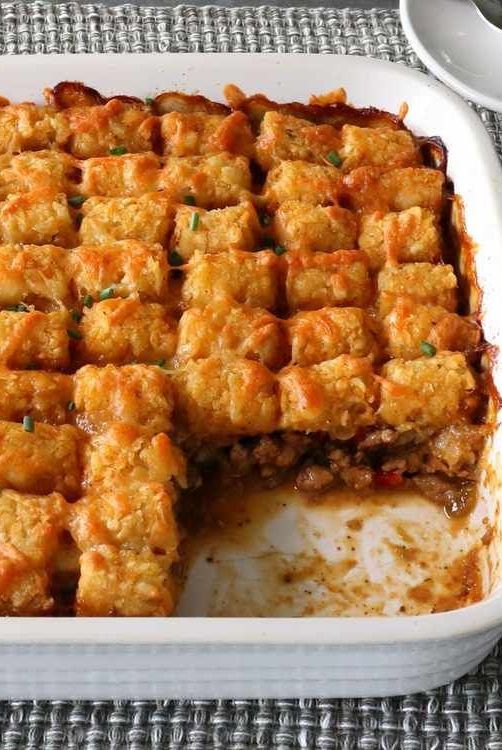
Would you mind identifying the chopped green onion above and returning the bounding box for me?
[183,195,196,206]
[22,415,34,433]
[75,212,83,228]
[420,340,436,357]
[68,195,86,208]
[67,400,76,412]
[83,294,94,308]
[99,286,115,301]
[262,236,274,248]
[109,146,127,156]
[67,328,82,340]
[145,97,154,106]
[273,244,286,256]
[6,302,29,312]
[155,359,166,368]
[71,310,82,323]
[259,212,272,227]
[326,150,342,167]
[190,212,200,231]
[169,250,184,267]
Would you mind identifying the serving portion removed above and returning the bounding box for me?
[0,80,495,618]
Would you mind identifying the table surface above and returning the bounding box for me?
[96,0,398,7]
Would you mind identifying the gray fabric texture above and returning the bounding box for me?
[0,3,502,748]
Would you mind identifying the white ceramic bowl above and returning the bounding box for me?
[401,0,502,111]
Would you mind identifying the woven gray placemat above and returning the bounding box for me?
[0,3,501,748]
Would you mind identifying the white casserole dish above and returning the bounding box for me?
[1,52,502,699]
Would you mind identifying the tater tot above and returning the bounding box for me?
[273,201,357,253]
[69,483,179,558]
[73,364,174,434]
[278,355,377,438]
[383,298,481,359]
[255,111,341,170]
[359,207,441,271]
[182,249,281,310]
[0,489,67,566]
[0,151,80,199]
[340,124,420,172]
[58,99,156,158]
[69,240,169,302]
[171,201,260,261]
[287,307,379,366]
[378,352,477,430]
[176,298,287,369]
[76,545,176,616]
[161,110,254,157]
[0,189,76,247]
[79,299,177,365]
[263,160,341,210]
[79,193,173,246]
[285,250,372,311]
[173,356,279,437]
[0,243,70,308]
[81,153,160,197]
[0,310,70,370]
[158,153,251,208]
[0,103,63,154]
[0,544,52,615]
[0,369,73,424]
[377,263,457,316]
[344,167,444,212]
[0,421,81,498]
[83,423,186,493]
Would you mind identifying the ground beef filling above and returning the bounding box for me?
[212,422,487,514]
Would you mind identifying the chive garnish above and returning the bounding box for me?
[145,97,154,106]
[326,150,342,167]
[67,329,82,340]
[99,287,115,301]
[83,294,94,308]
[190,212,200,231]
[183,195,196,206]
[273,244,286,256]
[71,310,82,323]
[420,341,436,357]
[22,415,34,433]
[169,250,184,267]
[6,302,29,312]
[262,236,274,248]
[68,195,86,208]
[67,400,76,412]
[155,359,166,368]
[259,212,272,227]
[109,146,127,156]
